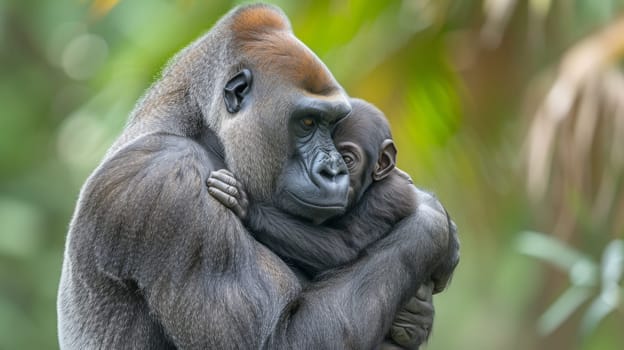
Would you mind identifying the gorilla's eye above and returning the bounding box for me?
[301,118,315,128]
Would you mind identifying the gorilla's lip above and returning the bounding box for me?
[286,190,346,211]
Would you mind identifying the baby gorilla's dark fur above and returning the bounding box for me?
[208,98,458,348]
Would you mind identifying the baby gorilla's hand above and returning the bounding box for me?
[207,169,249,220]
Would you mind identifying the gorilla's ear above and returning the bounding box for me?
[224,69,253,113]
[373,139,397,181]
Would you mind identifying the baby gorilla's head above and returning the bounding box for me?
[332,98,397,209]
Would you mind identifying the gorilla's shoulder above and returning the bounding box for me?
[79,133,226,227]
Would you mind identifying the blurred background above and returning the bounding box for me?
[1,0,623,348]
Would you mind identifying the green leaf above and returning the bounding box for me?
[516,231,591,272]
[601,240,624,287]
[537,286,593,335]
[580,239,624,336]
[581,291,619,336]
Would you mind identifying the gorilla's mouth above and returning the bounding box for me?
[285,190,346,210]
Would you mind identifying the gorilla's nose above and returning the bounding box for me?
[312,151,349,191]
[316,152,347,179]
[320,157,346,178]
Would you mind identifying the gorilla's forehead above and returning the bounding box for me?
[230,4,291,33]
[230,5,337,95]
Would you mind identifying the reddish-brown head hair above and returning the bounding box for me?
[230,5,337,95]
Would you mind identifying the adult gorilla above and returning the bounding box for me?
[57,4,456,349]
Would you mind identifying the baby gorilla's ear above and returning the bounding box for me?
[373,139,397,181]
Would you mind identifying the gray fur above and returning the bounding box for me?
[57,4,456,349]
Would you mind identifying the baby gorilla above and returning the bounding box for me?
[208,98,458,349]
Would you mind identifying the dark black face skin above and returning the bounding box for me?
[336,140,373,208]
[275,96,351,224]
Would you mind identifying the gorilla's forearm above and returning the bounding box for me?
[244,172,423,277]
[207,169,366,274]
[246,203,360,275]
[276,213,446,349]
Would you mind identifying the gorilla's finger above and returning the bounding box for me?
[237,190,249,214]
[390,319,431,348]
[394,311,432,328]
[390,286,434,349]
[207,187,245,218]
[207,177,240,198]
[210,170,239,187]
[390,321,429,349]
[403,297,433,315]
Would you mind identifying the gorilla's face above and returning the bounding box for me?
[274,95,351,224]
[217,8,352,223]
[222,68,351,223]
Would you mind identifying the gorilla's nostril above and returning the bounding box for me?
[319,168,336,179]
[319,167,336,179]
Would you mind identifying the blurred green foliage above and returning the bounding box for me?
[518,233,623,338]
[0,0,623,349]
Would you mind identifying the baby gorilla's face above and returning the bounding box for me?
[336,141,377,209]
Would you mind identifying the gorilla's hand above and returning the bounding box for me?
[382,282,434,350]
[207,169,249,220]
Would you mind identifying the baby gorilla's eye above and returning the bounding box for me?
[342,154,354,167]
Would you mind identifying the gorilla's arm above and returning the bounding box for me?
[208,169,418,276]
[210,170,443,350]
[247,203,360,274]
[207,169,367,275]
[82,134,454,349]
